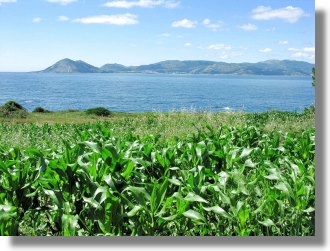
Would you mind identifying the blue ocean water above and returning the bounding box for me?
[0,73,315,112]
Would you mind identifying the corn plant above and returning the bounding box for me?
[0,122,315,236]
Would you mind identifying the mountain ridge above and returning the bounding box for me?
[40,58,101,73]
[38,58,314,76]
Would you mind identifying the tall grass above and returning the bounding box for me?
[0,109,314,149]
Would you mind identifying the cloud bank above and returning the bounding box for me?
[172,19,197,28]
[73,13,138,25]
[251,5,305,23]
[103,0,180,9]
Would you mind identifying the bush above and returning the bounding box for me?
[66,109,80,113]
[2,100,26,112]
[304,105,315,115]
[0,101,28,118]
[85,107,112,117]
[33,107,51,113]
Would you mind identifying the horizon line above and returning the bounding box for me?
[53,57,316,67]
[0,58,315,73]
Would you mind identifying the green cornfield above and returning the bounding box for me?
[0,120,315,236]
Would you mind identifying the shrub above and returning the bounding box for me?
[33,107,51,113]
[304,105,315,115]
[85,107,112,117]
[66,109,80,113]
[2,100,26,112]
[0,101,28,118]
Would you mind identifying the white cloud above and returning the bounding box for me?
[291,52,312,58]
[251,5,305,23]
[219,53,229,60]
[279,40,288,45]
[172,19,197,28]
[290,47,315,60]
[73,14,138,25]
[288,48,299,51]
[203,19,210,25]
[252,6,272,13]
[237,23,257,31]
[303,47,315,52]
[211,50,243,61]
[103,0,180,9]
[202,18,224,31]
[58,16,69,21]
[207,44,232,50]
[33,17,42,23]
[47,0,77,5]
[0,0,16,5]
[184,42,192,46]
[259,48,272,53]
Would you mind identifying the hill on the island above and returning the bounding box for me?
[39,59,314,76]
[40,58,101,73]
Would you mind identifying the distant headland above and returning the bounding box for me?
[37,58,314,76]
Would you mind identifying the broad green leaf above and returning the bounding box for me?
[62,214,79,236]
[77,153,92,168]
[238,205,249,227]
[240,148,253,159]
[103,174,116,190]
[154,178,169,212]
[85,141,100,153]
[196,147,202,159]
[169,177,181,186]
[275,182,293,198]
[303,207,315,213]
[183,210,205,222]
[93,187,108,205]
[219,171,229,182]
[264,174,280,180]
[161,215,177,221]
[264,168,282,180]
[184,192,209,204]
[105,145,119,161]
[290,162,301,176]
[236,201,244,213]
[83,196,99,208]
[203,206,229,218]
[258,218,275,227]
[218,190,231,205]
[121,161,135,180]
[275,182,289,195]
[25,189,39,198]
[0,205,17,220]
[244,159,256,168]
[123,186,151,207]
[43,189,62,208]
[127,205,142,217]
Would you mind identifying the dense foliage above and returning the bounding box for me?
[32,107,51,113]
[85,107,112,117]
[0,123,315,236]
[0,101,28,118]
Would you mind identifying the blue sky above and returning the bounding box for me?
[0,0,315,71]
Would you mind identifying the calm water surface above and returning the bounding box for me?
[0,73,315,112]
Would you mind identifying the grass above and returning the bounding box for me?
[0,108,315,236]
[0,108,315,149]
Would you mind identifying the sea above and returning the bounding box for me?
[0,73,315,113]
